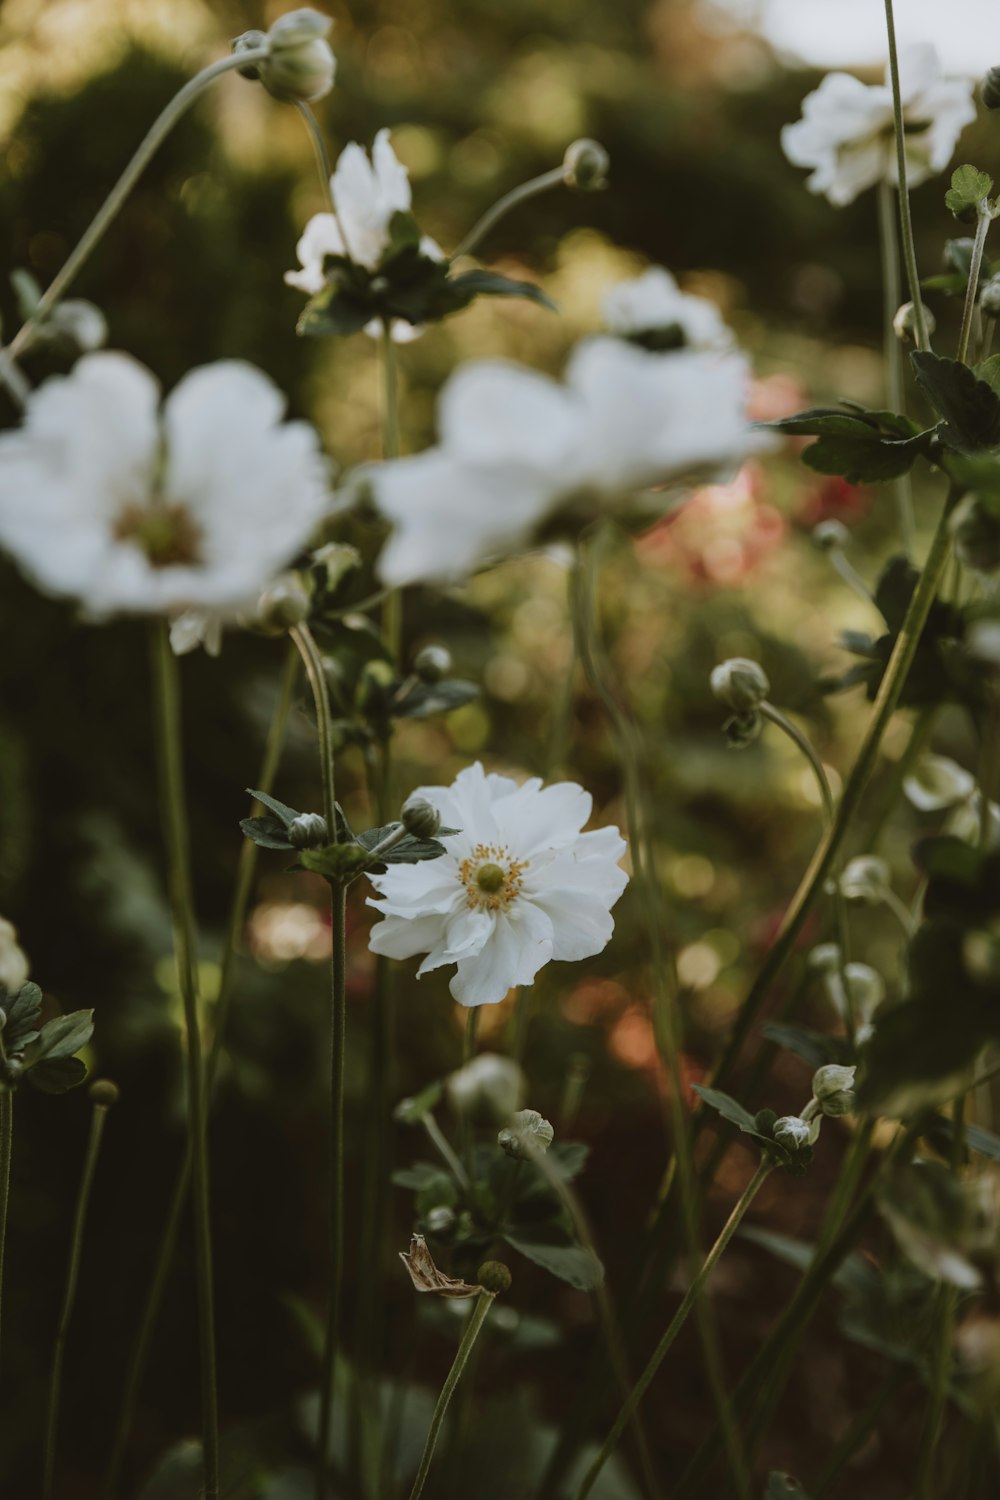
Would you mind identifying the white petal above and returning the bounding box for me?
[369,911,448,964]
[437,360,583,471]
[491,777,593,856]
[449,903,554,1006]
[285,212,345,295]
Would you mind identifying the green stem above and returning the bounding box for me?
[101,646,297,1499]
[957,208,992,367]
[883,0,929,352]
[878,178,915,554]
[151,623,219,1498]
[291,624,335,828]
[572,1158,773,1500]
[422,1113,471,1193]
[380,322,403,665]
[6,49,268,362]
[0,1087,11,1370]
[43,1095,111,1500]
[812,1366,906,1497]
[407,1289,497,1500]
[293,101,352,254]
[315,880,347,1500]
[451,165,566,261]
[915,1096,965,1497]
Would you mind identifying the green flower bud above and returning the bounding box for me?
[981,66,1000,110]
[312,541,361,596]
[89,1078,120,1108]
[257,570,314,632]
[773,1115,812,1151]
[562,139,610,192]
[498,1108,555,1160]
[812,519,850,552]
[234,10,336,104]
[401,797,441,840]
[839,855,891,905]
[893,300,936,344]
[723,710,763,749]
[413,644,452,683]
[812,1063,857,1117]
[477,1260,513,1295]
[287,812,329,849]
[710,657,770,713]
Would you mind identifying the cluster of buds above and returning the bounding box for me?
[710,657,769,748]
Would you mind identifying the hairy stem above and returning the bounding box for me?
[957,207,993,366]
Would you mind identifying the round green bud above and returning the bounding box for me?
[812,1063,857,1117]
[812,519,849,552]
[724,710,763,750]
[772,1115,811,1150]
[401,797,441,841]
[710,657,770,713]
[4,1057,24,1083]
[498,1108,555,1160]
[287,812,329,850]
[257,571,313,633]
[477,1260,513,1295]
[89,1078,120,1108]
[981,66,1000,110]
[235,11,336,104]
[232,29,268,79]
[413,644,452,683]
[893,300,936,344]
[563,139,610,192]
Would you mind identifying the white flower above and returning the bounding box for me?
[0,353,333,624]
[0,917,29,995]
[603,268,734,351]
[781,44,976,207]
[904,753,976,812]
[367,762,628,1006]
[371,337,753,587]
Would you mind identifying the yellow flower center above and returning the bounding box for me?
[459,844,528,912]
[114,501,202,568]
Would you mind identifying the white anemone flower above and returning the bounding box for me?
[0,916,29,995]
[367,762,628,1006]
[603,267,734,351]
[0,352,333,626]
[781,44,975,207]
[371,336,753,586]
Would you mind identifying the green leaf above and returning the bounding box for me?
[31,1009,94,1063]
[298,843,373,881]
[392,1162,451,1191]
[394,1081,443,1126]
[945,165,994,223]
[137,1440,204,1498]
[975,355,1000,397]
[245,789,301,828]
[297,287,373,338]
[859,994,987,1117]
[10,268,41,320]
[27,1055,88,1094]
[503,1224,604,1291]
[1,981,43,1052]
[394,679,480,720]
[691,1084,758,1132]
[911,351,1000,453]
[354,826,456,867]
[761,1023,852,1070]
[240,815,295,851]
[801,429,926,483]
[446,269,557,312]
[764,1474,810,1500]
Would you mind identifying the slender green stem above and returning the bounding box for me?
[883,0,928,352]
[878,178,915,554]
[915,1096,965,1498]
[463,1005,480,1067]
[572,1158,773,1500]
[451,165,566,261]
[151,623,219,1498]
[812,1366,906,1497]
[509,986,531,1069]
[291,623,336,828]
[407,1289,497,1500]
[460,1007,481,1173]
[380,322,403,666]
[830,547,876,606]
[6,49,267,362]
[422,1113,471,1192]
[0,1087,11,1370]
[101,647,297,1499]
[43,1095,111,1500]
[866,704,939,852]
[293,101,353,254]
[315,880,347,1500]
[957,208,992,367]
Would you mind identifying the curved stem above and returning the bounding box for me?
[958,208,993,366]
[151,623,219,1498]
[407,1289,497,1500]
[451,165,565,261]
[878,179,915,555]
[572,1159,773,1500]
[883,1,929,352]
[101,646,297,1499]
[6,49,268,362]
[0,1088,11,1371]
[43,1097,111,1500]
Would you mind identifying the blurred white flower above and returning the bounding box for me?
[446,1052,524,1117]
[603,267,734,350]
[371,337,753,586]
[903,753,976,812]
[781,44,975,206]
[368,762,628,1006]
[0,916,29,995]
[0,353,333,625]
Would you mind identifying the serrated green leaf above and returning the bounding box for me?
[802,430,925,483]
[911,350,1000,453]
[27,1054,88,1094]
[503,1224,604,1290]
[245,789,302,828]
[1,981,43,1053]
[692,1084,757,1132]
[945,164,994,223]
[240,815,296,850]
[31,1009,94,1063]
[355,826,456,867]
[975,355,1000,396]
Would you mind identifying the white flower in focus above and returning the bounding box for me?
[603,268,734,351]
[0,917,29,994]
[0,354,333,624]
[371,337,753,586]
[367,762,629,1005]
[781,45,976,207]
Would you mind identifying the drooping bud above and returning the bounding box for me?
[287,812,329,849]
[89,1078,120,1108]
[233,9,336,104]
[903,753,976,812]
[981,66,1000,110]
[893,300,936,343]
[710,657,770,713]
[812,1063,857,1117]
[413,644,452,683]
[773,1115,813,1151]
[257,570,313,632]
[401,797,441,841]
[446,1053,524,1120]
[839,855,891,905]
[812,519,850,552]
[723,710,763,749]
[477,1259,513,1295]
[562,139,610,192]
[951,496,1000,575]
[498,1109,555,1160]
[312,542,361,596]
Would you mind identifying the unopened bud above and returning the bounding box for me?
[710,657,770,713]
[724,710,763,749]
[357,658,397,714]
[839,855,891,905]
[893,301,936,343]
[498,1109,554,1160]
[312,541,361,596]
[773,1115,812,1150]
[812,1063,857,1117]
[89,1078,120,1108]
[982,66,1000,111]
[287,812,329,849]
[563,139,610,192]
[952,496,1000,575]
[477,1259,512,1295]
[234,10,336,104]
[424,1205,455,1235]
[258,571,313,632]
[4,1057,24,1084]
[981,274,1000,318]
[812,519,849,552]
[401,797,441,840]
[413,644,452,683]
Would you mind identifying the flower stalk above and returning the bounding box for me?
[877,178,915,553]
[957,204,993,366]
[451,166,566,262]
[883,0,929,351]
[407,1283,501,1500]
